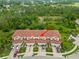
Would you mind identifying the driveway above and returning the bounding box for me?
[23,46,33,57]
[52,46,62,57]
[37,46,46,56]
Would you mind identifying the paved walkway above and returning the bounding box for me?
[37,46,46,56]
[52,47,62,57]
[23,46,33,57]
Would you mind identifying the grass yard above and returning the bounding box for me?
[33,46,39,52]
[19,47,26,53]
[60,41,75,53]
[46,47,52,52]
[0,30,13,57]
[0,49,10,57]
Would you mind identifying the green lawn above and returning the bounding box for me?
[46,47,53,56]
[19,47,26,53]
[60,41,75,53]
[33,46,39,52]
[46,47,52,52]
[0,30,13,57]
[33,46,39,56]
[0,49,10,57]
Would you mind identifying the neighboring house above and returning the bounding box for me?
[12,30,62,47]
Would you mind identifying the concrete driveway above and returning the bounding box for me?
[23,46,33,57]
[52,46,62,57]
[37,46,46,56]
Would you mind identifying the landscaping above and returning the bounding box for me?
[46,54,53,56]
[46,43,53,56]
[0,30,12,57]
[33,46,39,56]
[0,49,10,57]
[33,46,39,52]
[19,43,26,53]
[60,41,75,53]
[46,47,52,52]
[19,47,26,53]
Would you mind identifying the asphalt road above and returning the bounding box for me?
[21,56,65,59]
[65,51,79,59]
